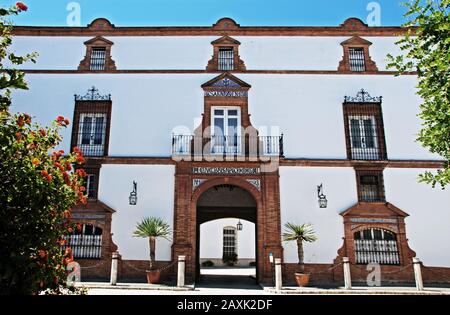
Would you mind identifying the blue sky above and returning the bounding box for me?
[3,0,410,27]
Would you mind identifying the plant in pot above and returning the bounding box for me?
[282,222,317,287]
[133,217,171,284]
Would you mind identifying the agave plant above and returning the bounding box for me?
[133,217,171,270]
[282,223,317,272]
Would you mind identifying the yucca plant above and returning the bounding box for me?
[133,217,171,270]
[282,223,317,273]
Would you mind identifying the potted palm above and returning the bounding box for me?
[282,222,317,287]
[133,217,171,284]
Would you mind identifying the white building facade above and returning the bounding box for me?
[10,17,450,284]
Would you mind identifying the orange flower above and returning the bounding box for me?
[39,128,46,137]
[32,158,40,166]
[64,247,72,256]
[76,169,87,177]
[59,239,67,246]
[76,223,82,232]
[16,2,28,11]
[64,118,70,125]
[46,174,53,182]
[37,250,46,259]
[40,170,48,177]
[65,162,72,171]
[17,116,24,127]
[67,227,73,233]
[15,132,22,141]
[63,210,71,218]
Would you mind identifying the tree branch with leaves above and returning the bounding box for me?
[387,0,450,189]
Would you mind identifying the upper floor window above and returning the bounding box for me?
[218,47,234,71]
[71,87,112,157]
[343,89,387,160]
[206,36,246,72]
[78,36,116,71]
[223,227,237,258]
[90,47,107,70]
[354,228,399,265]
[356,169,385,202]
[81,166,100,199]
[338,36,378,73]
[211,107,241,154]
[349,48,366,72]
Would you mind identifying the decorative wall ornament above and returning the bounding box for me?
[75,86,111,101]
[204,91,248,97]
[129,181,137,205]
[246,179,261,191]
[192,167,260,175]
[192,178,206,190]
[212,77,241,88]
[344,89,382,103]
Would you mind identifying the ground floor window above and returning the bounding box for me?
[354,228,400,265]
[63,224,103,259]
[223,227,237,262]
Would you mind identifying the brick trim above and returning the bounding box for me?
[70,100,112,157]
[335,202,416,266]
[206,36,246,72]
[338,36,378,73]
[78,36,116,71]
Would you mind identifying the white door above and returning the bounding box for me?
[78,113,106,156]
[211,107,240,154]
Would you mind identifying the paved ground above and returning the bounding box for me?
[81,267,450,295]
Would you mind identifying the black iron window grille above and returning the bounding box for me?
[349,48,366,72]
[354,228,400,265]
[90,47,106,71]
[62,224,103,259]
[343,90,386,160]
[218,47,234,71]
[348,115,379,160]
[223,227,237,257]
[86,173,98,199]
[77,113,107,156]
[357,171,385,202]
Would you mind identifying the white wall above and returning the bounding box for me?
[384,168,450,267]
[279,166,357,263]
[200,218,255,260]
[99,164,175,261]
[10,36,402,71]
[10,73,439,160]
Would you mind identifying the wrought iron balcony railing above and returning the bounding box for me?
[172,135,284,157]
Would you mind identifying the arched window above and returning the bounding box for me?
[223,227,237,258]
[63,224,103,259]
[354,228,399,265]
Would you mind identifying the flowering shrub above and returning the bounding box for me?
[0,4,87,294]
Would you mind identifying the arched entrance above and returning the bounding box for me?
[196,184,257,283]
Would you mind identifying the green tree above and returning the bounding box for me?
[0,3,87,294]
[133,217,171,270]
[387,0,450,189]
[282,223,317,273]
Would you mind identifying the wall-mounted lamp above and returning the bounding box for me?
[129,181,137,205]
[317,183,328,208]
[237,219,243,231]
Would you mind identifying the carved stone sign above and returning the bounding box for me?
[192,167,260,175]
[349,218,397,224]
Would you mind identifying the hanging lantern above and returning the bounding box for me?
[317,183,328,208]
[237,219,243,231]
[129,181,137,205]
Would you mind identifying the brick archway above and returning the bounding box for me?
[193,179,259,281]
[172,165,283,284]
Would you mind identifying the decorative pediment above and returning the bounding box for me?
[340,18,368,30]
[211,35,241,46]
[73,200,116,214]
[340,36,373,47]
[84,36,114,46]
[340,202,409,218]
[212,18,240,30]
[202,73,251,89]
[87,18,115,30]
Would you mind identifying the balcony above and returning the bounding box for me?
[172,135,284,157]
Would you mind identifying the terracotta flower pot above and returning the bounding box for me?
[294,273,310,287]
[146,270,161,284]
